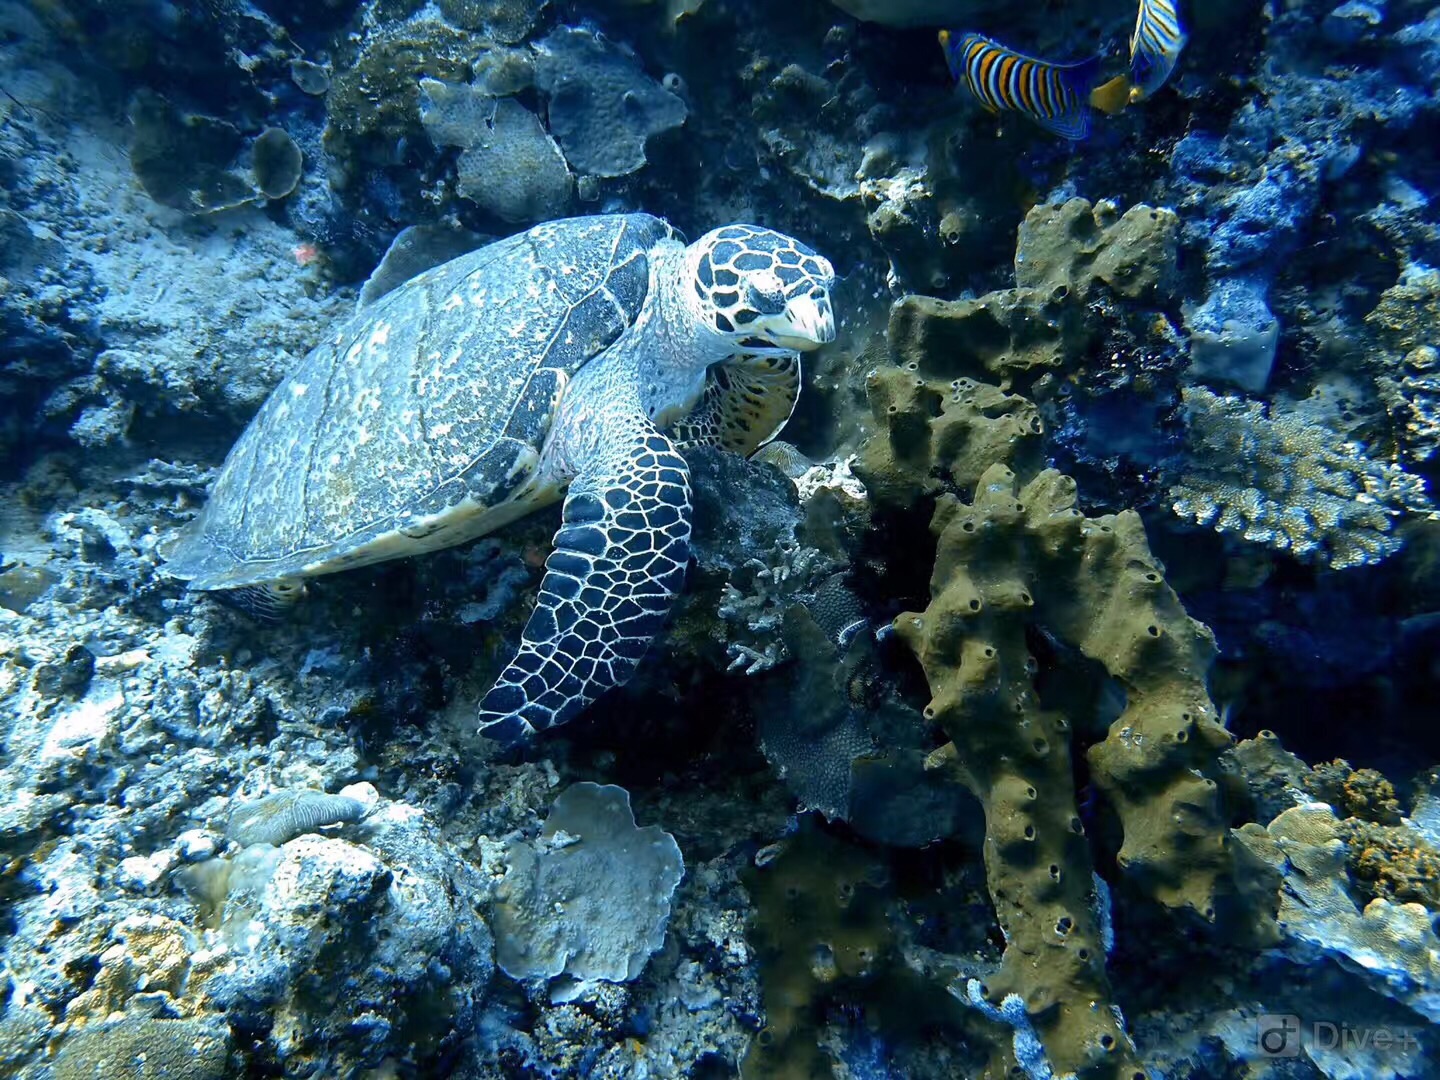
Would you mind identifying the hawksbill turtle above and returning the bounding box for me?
[164,213,836,744]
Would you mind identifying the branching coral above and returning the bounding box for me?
[1170,385,1435,568]
[716,542,836,674]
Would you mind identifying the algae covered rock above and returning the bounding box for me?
[323,17,474,180]
[437,0,548,41]
[192,802,494,1073]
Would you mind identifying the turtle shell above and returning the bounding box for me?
[166,213,678,589]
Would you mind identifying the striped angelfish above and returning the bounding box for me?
[1130,0,1188,101]
[940,30,1104,141]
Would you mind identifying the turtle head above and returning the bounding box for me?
[684,225,836,357]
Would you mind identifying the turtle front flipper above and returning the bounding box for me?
[476,428,692,745]
[668,354,801,456]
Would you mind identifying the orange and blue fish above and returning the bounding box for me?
[939,30,1121,141]
[1129,0,1188,101]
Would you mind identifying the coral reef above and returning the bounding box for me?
[6,0,1440,1077]
[419,79,572,224]
[1236,804,1440,1023]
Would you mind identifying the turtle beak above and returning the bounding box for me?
[773,292,835,351]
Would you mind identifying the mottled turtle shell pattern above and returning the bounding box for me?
[166,214,676,589]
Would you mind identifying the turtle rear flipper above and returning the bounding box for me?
[477,424,692,745]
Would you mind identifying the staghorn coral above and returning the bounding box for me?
[1170,384,1436,568]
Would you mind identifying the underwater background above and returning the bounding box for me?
[3,0,1440,1077]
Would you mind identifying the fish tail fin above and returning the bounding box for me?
[1033,54,1103,141]
[1089,74,1134,116]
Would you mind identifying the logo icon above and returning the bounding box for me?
[1257,1014,1302,1058]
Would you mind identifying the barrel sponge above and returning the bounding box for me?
[492,783,684,985]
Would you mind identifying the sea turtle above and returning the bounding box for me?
[164,214,836,745]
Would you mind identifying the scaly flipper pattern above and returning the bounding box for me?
[669,354,800,456]
[476,425,692,745]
